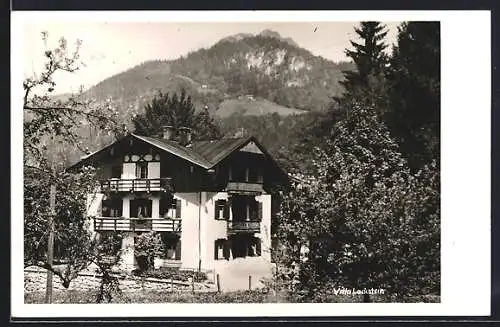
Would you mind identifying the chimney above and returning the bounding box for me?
[162,125,175,141]
[178,126,192,146]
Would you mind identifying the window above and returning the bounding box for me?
[130,199,152,218]
[215,199,229,220]
[160,233,181,260]
[250,237,262,257]
[249,199,262,221]
[214,238,229,260]
[248,166,257,182]
[136,162,148,179]
[101,198,122,217]
[230,196,246,221]
[130,199,152,230]
[111,165,122,179]
[160,197,182,218]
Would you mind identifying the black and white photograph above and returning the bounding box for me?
[11,10,491,318]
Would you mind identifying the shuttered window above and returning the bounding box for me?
[160,232,181,260]
[162,198,182,218]
[214,239,225,260]
[215,200,229,220]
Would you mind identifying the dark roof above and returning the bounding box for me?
[134,134,254,169]
[191,136,253,165]
[68,133,285,178]
[133,134,212,168]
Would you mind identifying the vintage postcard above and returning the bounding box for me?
[11,10,491,319]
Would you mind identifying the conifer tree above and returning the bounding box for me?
[386,22,440,170]
[336,22,390,111]
[132,89,221,140]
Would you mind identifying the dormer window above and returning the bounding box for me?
[136,162,148,179]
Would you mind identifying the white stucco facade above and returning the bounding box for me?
[180,191,272,273]
[81,134,283,289]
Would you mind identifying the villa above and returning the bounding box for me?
[69,126,288,287]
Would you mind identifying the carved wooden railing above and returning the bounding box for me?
[99,178,172,193]
[93,217,181,232]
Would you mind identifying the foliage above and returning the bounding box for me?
[25,289,276,304]
[92,232,125,303]
[133,232,163,271]
[193,106,223,140]
[23,32,121,291]
[23,33,121,167]
[24,287,441,304]
[336,22,390,112]
[132,89,222,140]
[385,22,440,170]
[275,104,440,302]
[24,166,98,287]
[218,111,323,174]
[24,165,126,294]
[300,22,391,164]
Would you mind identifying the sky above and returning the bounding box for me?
[22,21,401,95]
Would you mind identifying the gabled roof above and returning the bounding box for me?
[190,136,254,166]
[133,134,213,168]
[69,133,272,171]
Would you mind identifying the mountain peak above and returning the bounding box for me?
[219,29,299,48]
[259,29,282,38]
[258,29,299,47]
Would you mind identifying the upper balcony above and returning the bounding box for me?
[99,178,172,193]
[225,181,264,195]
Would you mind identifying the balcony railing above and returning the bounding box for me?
[227,220,261,232]
[93,217,181,232]
[99,178,172,193]
[225,181,264,194]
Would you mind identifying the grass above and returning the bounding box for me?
[25,289,284,304]
[25,288,440,304]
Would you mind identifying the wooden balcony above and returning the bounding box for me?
[225,181,264,195]
[99,178,172,193]
[227,220,261,233]
[93,217,181,232]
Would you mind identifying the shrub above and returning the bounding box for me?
[133,232,163,272]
